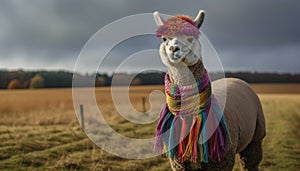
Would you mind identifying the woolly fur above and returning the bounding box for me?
[154,11,266,171]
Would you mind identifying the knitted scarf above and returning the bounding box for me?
[154,70,231,163]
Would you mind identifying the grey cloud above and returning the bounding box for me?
[0,0,299,73]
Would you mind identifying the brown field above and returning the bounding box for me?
[0,84,299,170]
[251,83,300,94]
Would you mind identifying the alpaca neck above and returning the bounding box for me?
[168,59,206,86]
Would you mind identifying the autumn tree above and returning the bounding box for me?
[30,74,45,89]
[131,78,142,86]
[7,79,22,89]
[95,76,106,87]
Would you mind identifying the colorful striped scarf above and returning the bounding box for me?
[154,70,231,163]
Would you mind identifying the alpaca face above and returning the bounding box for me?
[159,35,201,67]
[154,10,205,67]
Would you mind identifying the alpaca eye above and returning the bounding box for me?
[187,37,194,43]
[162,37,167,42]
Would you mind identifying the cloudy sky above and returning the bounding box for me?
[0,0,299,74]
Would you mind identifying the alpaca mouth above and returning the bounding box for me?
[173,54,181,59]
[170,56,181,62]
[169,55,182,63]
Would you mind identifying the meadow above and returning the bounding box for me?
[0,84,299,170]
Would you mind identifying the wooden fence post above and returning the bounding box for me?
[142,97,146,113]
[80,104,85,130]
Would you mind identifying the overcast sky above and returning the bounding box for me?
[0,0,299,74]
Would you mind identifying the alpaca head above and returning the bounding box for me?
[154,10,205,67]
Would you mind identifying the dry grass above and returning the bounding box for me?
[0,88,75,126]
[251,83,300,94]
[0,84,299,170]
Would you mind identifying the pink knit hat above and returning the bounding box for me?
[156,15,200,39]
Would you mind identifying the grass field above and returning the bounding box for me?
[0,84,299,170]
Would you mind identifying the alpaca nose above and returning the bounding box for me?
[169,46,180,52]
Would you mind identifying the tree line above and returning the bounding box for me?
[0,69,299,89]
[0,70,73,89]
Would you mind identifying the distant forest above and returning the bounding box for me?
[0,69,300,89]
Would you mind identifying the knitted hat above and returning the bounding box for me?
[156,15,200,39]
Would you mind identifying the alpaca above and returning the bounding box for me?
[153,10,266,171]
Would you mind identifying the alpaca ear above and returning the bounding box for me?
[194,10,205,28]
[153,11,165,26]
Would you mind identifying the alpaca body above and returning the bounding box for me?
[153,10,266,170]
[213,78,266,152]
[168,62,266,171]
